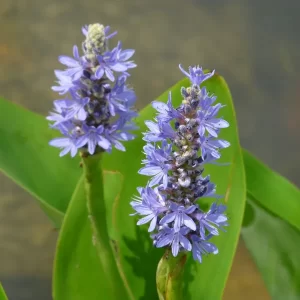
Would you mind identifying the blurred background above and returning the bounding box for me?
[0,0,299,299]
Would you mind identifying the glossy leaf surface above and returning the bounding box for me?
[242,199,300,300]
[0,97,81,227]
[243,149,300,231]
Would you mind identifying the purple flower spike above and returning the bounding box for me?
[131,64,230,263]
[48,23,137,157]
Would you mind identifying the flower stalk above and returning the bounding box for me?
[156,249,187,300]
[82,153,129,300]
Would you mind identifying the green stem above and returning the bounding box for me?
[156,249,187,300]
[82,153,128,300]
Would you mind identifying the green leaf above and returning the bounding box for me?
[101,74,246,299]
[53,176,107,300]
[53,170,130,300]
[0,283,8,300]
[242,151,300,300]
[0,97,81,227]
[243,149,300,231]
[242,199,300,300]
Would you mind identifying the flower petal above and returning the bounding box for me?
[179,234,192,251]
[183,214,197,231]
[138,166,161,176]
[137,213,155,226]
[160,212,176,225]
[58,55,79,67]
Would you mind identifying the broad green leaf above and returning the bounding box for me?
[53,171,130,300]
[101,74,246,299]
[243,149,300,231]
[53,176,108,300]
[0,283,8,300]
[0,97,81,227]
[241,152,300,300]
[242,199,300,300]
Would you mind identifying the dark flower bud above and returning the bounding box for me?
[184,105,192,114]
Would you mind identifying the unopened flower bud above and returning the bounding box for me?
[178,176,191,187]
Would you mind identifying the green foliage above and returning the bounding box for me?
[0,283,8,300]
[53,176,108,300]
[241,151,300,300]
[0,97,81,227]
[53,171,130,300]
[242,199,300,300]
[243,149,300,231]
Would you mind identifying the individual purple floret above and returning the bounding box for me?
[58,45,86,81]
[179,64,215,86]
[130,186,167,232]
[191,234,218,263]
[95,41,136,81]
[138,141,172,188]
[131,65,229,263]
[47,23,137,157]
[156,226,192,257]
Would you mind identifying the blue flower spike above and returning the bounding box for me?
[131,65,229,263]
[48,23,137,157]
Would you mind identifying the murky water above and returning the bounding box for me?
[0,0,299,299]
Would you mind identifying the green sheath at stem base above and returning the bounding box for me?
[156,249,187,300]
[82,153,129,300]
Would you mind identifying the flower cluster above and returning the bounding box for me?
[131,65,229,263]
[47,23,137,157]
